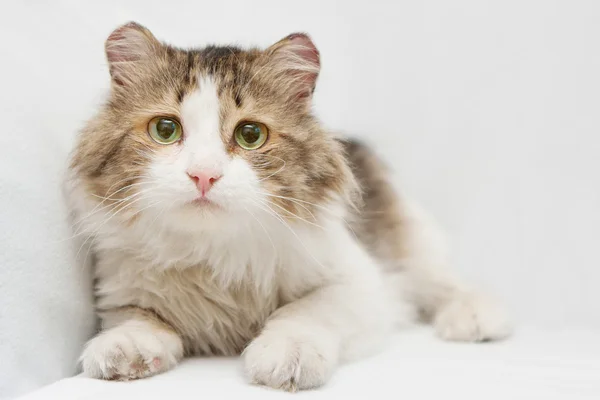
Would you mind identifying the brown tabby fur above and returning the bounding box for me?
[72,23,355,223]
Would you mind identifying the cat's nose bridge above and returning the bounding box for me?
[186,144,227,172]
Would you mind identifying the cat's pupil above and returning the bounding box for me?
[157,119,176,139]
[241,125,260,143]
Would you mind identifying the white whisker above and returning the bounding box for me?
[252,189,359,240]
[248,198,328,271]
[243,205,276,253]
[262,199,324,230]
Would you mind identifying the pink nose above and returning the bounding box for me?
[187,170,222,196]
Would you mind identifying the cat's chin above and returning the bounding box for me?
[180,199,225,219]
[191,197,220,209]
[165,200,226,230]
[179,196,230,217]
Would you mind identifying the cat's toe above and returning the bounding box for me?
[434,293,513,342]
[81,326,177,380]
[243,330,334,391]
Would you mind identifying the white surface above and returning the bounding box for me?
[1,0,599,399]
[18,328,600,400]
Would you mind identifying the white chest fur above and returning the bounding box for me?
[80,190,349,355]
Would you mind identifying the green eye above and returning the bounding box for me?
[234,122,268,150]
[148,117,182,144]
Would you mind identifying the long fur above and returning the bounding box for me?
[69,22,512,390]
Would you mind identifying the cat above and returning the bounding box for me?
[68,22,512,391]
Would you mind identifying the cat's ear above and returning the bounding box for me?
[267,33,320,102]
[105,22,160,87]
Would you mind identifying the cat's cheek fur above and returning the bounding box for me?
[143,153,264,217]
[196,157,265,210]
[144,152,198,206]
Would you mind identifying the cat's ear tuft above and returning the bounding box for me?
[268,33,321,102]
[105,22,159,87]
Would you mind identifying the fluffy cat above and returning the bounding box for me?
[68,22,511,391]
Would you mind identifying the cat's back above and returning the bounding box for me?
[340,139,410,271]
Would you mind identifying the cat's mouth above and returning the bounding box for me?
[191,197,221,210]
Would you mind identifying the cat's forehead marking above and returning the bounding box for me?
[175,46,247,106]
[180,75,227,164]
[181,75,220,141]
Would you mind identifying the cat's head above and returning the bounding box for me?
[72,22,355,231]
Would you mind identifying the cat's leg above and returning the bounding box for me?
[341,139,511,342]
[81,306,183,380]
[396,200,513,341]
[243,234,392,391]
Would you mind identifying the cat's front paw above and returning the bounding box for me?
[434,293,513,342]
[243,327,336,392]
[81,323,182,381]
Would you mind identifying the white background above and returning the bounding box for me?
[1,0,599,397]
